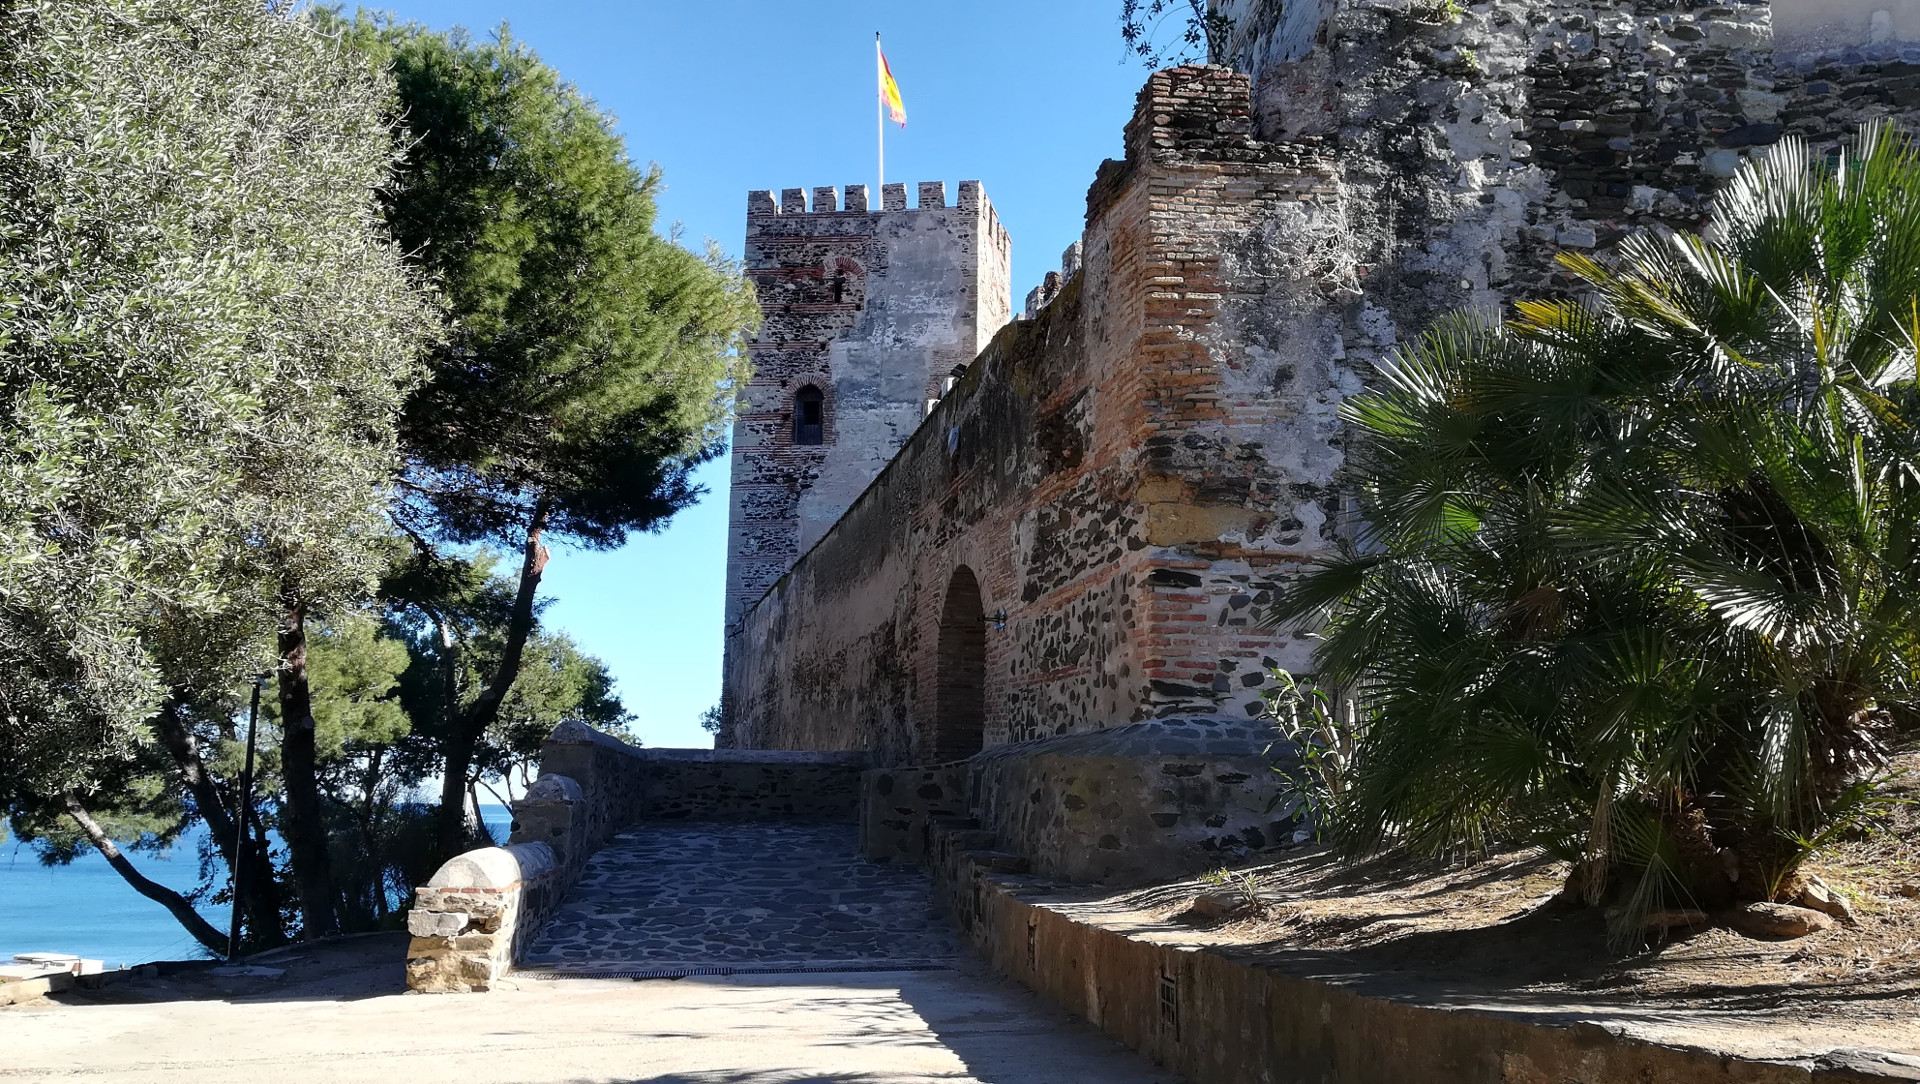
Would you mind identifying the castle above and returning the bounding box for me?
[712,0,1920,877]
[406,8,1920,1078]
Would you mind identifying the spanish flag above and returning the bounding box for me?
[878,37,907,127]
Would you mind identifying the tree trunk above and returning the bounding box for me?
[64,794,227,956]
[436,497,550,856]
[151,695,285,946]
[276,592,340,938]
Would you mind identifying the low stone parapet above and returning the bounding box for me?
[863,717,1299,886]
[404,842,560,993]
[969,717,1300,884]
[859,762,973,864]
[932,846,1917,1084]
[626,747,868,822]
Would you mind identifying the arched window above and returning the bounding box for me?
[793,385,824,445]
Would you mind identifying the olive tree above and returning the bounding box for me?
[0,0,436,943]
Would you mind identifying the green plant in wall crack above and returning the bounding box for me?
[1262,669,1365,843]
[1412,0,1466,25]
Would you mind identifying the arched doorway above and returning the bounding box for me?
[933,566,987,761]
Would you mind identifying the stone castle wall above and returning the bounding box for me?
[721,0,1920,770]
[1216,0,1920,397]
[724,181,1011,626]
[722,68,1349,763]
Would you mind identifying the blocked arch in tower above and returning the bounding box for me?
[932,566,988,762]
[792,384,825,445]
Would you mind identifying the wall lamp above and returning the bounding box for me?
[987,608,1009,631]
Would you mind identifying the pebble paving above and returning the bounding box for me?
[521,822,958,974]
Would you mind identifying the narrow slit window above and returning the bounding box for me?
[794,385,824,445]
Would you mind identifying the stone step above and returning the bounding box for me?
[967,850,1030,874]
[939,829,1000,852]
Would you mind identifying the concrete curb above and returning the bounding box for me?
[0,961,187,1008]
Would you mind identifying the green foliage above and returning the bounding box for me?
[1119,0,1232,68]
[313,12,753,854]
[1273,124,1920,927]
[484,630,634,786]
[0,0,434,804]
[383,549,632,785]
[1413,0,1467,25]
[1199,867,1265,915]
[1262,670,1364,842]
[303,615,413,759]
[316,10,758,550]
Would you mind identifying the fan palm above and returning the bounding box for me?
[1275,123,1920,921]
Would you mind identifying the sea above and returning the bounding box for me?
[0,805,515,967]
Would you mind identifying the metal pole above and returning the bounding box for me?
[876,32,884,196]
[227,674,265,961]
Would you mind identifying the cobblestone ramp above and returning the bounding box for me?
[520,822,959,975]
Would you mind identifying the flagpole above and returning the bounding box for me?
[875,32,884,196]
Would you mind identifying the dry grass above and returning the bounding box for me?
[1108,748,1920,1029]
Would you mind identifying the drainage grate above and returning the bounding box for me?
[1158,973,1181,1042]
[529,960,958,982]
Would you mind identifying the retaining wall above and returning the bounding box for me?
[927,827,1918,1084]
[861,718,1303,885]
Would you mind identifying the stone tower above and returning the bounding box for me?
[723,180,1012,626]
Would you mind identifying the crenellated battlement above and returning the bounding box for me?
[1021,240,1083,320]
[747,179,992,217]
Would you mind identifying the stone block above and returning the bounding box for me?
[406,910,468,938]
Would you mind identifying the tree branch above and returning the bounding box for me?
[63,793,227,956]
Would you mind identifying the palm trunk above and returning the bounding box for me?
[276,592,340,938]
[435,496,550,856]
[151,695,285,946]
[64,794,226,956]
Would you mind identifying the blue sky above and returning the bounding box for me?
[371,0,1157,747]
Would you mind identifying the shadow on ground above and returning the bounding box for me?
[42,930,409,1007]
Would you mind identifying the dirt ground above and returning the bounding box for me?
[1072,750,1920,1060]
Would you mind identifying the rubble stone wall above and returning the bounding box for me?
[859,762,973,866]
[929,836,1902,1084]
[723,2,1920,779]
[861,719,1301,884]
